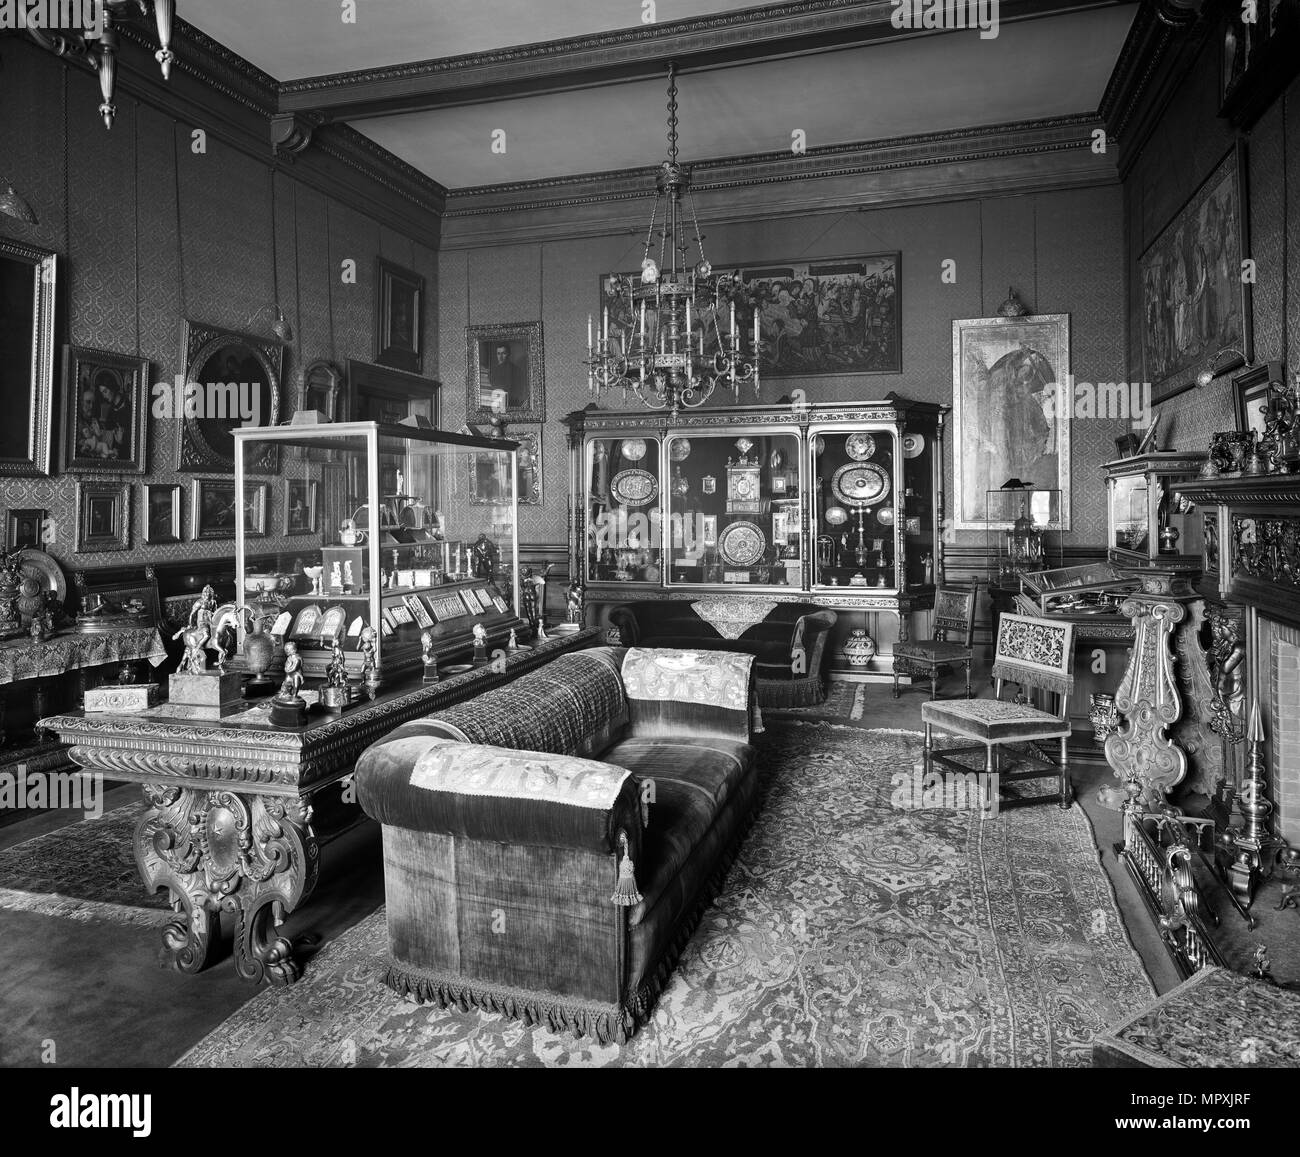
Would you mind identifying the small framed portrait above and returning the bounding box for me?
[143,483,182,545]
[192,478,267,540]
[1234,361,1285,441]
[284,479,319,535]
[469,428,542,506]
[702,515,718,547]
[466,321,545,423]
[61,345,150,473]
[75,480,131,553]
[6,508,48,551]
[374,259,425,373]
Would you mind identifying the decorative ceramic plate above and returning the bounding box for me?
[845,432,876,461]
[876,508,895,528]
[611,468,658,506]
[17,549,66,607]
[832,462,891,508]
[718,520,767,567]
[443,663,474,675]
[824,505,848,526]
[670,438,691,461]
[620,438,647,462]
[901,432,926,459]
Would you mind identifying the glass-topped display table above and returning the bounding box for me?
[564,397,947,678]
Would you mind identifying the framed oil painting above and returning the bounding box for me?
[179,320,283,472]
[74,480,131,554]
[1234,361,1285,440]
[284,478,319,535]
[466,321,545,423]
[374,259,424,373]
[0,238,56,476]
[192,477,267,540]
[6,508,48,551]
[1139,145,1252,404]
[598,252,900,379]
[468,428,541,506]
[61,345,150,473]
[951,314,1071,531]
[143,483,182,546]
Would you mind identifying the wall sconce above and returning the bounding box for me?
[0,179,38,224]
[1196,346,1248,388]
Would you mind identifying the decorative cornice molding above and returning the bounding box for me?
[277,0,1128,120]
[446,115,1108,217]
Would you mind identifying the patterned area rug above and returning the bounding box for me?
[179,722,1154,1067]
[0,802,170,921]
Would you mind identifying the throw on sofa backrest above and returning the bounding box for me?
[620,647,756,742]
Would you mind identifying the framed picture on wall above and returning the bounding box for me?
[75,480,132,553]
[179,321,283,472]
[284,479,319,535]
[61,346,150,473]
[6,508,48,551]
[374,259,425,373]
[951,314,1071,531]
[0,238,57,477]
[192,477,267,540]
[1139,144,1252,404]
[1234,361,1285,440]
[143,483,182,546]
[598,251,900,379]
[468,428,542,505]
[466,321,545,423]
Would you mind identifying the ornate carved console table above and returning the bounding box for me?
[39,628,600,986]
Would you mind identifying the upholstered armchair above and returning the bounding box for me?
[892,585,977,699]
[920,612,1076,811]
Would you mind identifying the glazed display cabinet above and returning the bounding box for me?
[234,421,524,681]
[1103,451,1207,575]
[563,397,947,677]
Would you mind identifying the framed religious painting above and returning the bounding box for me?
[598,252,900,379]
[466,321,545,423]
[1234,361,1285,441]
[0,238,57,476]
[374,259,424,373]
[1139,144,1252,404]
[178,320,283,472]
[284,478,319,535]
[61,345,150,473]
[74,480,132,553]
[951,314,1071,531]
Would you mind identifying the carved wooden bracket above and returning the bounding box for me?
[271,112,316,159]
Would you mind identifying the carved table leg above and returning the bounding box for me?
[135,783,320,984]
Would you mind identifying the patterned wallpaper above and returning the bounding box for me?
[438,184,1128,550]
[1125,34,1298,452]
[0,42,440,575]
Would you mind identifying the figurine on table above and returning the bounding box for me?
[325,639,350,689]
[172,584,217,674]
[507,628,519,651]
[471,534,498,581]
[420,629,438,683]
[358,626,380,698]
[565,580,585,626]
[279,641,304,699]
[471,621,489,665]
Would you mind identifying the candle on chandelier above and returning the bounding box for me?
[602,306,609,346]
[753,309,760,351]
[587,314,593,356]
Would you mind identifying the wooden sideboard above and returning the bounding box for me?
[39,628,600,986]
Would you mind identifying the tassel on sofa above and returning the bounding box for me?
[611,830,642,906]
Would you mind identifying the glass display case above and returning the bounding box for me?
[985,486,1062,584]
[233,421,523,681]
[1018,561,1139,616]
[564,397,947,660]
[1103,451,1207,574]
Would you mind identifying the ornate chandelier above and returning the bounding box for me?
[586,63,759,415]
[29,1,174,129]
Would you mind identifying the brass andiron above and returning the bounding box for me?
[1218,701,1287,908]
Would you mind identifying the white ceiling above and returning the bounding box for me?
[357,8,1134,188]
[189,0,789,80]
[183,2,1136,190]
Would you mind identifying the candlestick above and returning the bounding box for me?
[602,306,609,345]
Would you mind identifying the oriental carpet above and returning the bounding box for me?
[179,721,1155,1067]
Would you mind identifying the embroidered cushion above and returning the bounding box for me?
[922,697,1071,742]
[621,647,757,741]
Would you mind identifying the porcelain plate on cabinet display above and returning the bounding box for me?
[610,468,658,506]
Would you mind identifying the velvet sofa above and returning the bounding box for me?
[607,598,836,708]
[354,645,761,1043]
